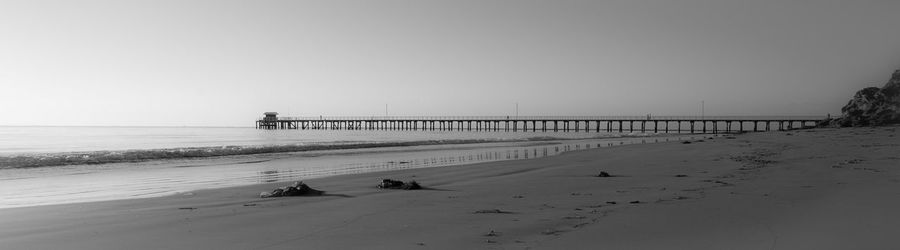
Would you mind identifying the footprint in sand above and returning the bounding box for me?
[542,229,566,236]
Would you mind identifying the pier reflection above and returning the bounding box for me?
[252,135,704,184]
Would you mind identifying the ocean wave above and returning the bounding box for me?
[0,132,675,169]
[0,138,530,169]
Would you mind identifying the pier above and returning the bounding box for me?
[256,114,825,134]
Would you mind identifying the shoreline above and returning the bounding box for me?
[1,126,897,249]
[0,127,677,166]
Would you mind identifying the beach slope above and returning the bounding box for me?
[1,126,898,249]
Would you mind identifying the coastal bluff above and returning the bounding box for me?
[833,69,900,127]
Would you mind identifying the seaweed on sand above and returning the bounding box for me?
[260,181,324,198]
[377,179,423,190]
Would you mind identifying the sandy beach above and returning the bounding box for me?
[1,126,898,249]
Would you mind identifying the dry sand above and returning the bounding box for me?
[1,126,898,249]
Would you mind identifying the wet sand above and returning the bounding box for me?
[0,136,689,209]
[1,126,898,249]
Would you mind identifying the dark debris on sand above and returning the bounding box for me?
[260,181,325,198]
[474,209,515,214]
[377,179,423,190]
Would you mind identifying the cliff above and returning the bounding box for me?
[835,69,900,127]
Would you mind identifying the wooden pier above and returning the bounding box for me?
[256,115,825,134]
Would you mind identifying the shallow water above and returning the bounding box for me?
[0,126,638,155]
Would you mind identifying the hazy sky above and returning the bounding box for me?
[2,0,899,126]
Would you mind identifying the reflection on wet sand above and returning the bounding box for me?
[252,135,698,184]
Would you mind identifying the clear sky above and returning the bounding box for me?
[2,0,899,127]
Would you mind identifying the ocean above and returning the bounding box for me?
[0,126,706,209]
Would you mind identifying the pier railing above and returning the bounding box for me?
[263,115,827,121]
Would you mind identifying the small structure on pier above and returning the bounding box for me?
[263,112,279,121]
[257,112,280,129]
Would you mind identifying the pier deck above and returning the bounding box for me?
[256,116,825,134]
